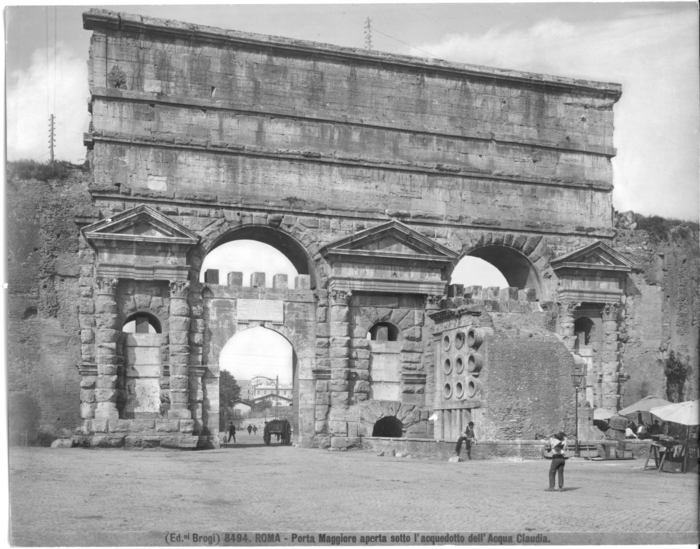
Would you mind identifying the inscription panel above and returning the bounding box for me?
[237,299,284,323]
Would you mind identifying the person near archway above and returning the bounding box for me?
[253,425,258,435]
[247,424,252,435]
[455,421,476,460]
[227,421,236,444]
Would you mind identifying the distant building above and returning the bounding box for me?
[252,393,293,408]
[250,376,293,400]
[232,400,253,418]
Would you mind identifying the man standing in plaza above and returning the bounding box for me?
[227,421,236,443]
[455,421,476,460]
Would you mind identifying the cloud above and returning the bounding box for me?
[405,9,699,221]
[6,42,90,163]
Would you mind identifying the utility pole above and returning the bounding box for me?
[275,375,279,420]
[364,17,373,50]
[48,114,56,162]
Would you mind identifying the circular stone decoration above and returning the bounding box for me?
[455,331,465,349]
[455,382,464,399]
[442,334,451,351]
[443,383,453,399]
[456,356,464,374]
[443,358,453,375]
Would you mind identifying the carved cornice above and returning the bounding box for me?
[329,289,352,305]
[169,280,190,298]
[557,301,581,315]
[602,301,622,320]
[94,277,118,295]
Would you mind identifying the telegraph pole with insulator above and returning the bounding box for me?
[48,114,56,163]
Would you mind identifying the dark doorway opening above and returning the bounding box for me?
[372,416,403,437]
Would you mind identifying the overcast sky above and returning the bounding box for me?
[5,1,699,221]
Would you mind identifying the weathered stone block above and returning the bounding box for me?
[315,392,331,405]
[314,405,330,420]
[125,435,161,450]
[156,420,180,433]
[250,272,266,288]
[80,389,96,403]
[354,380,370,393]
[330,391,349,405]
[227,272,243,287]
[314,421,328,434]
[330,380,349,392]
[330,436,359,449]
[330,347,350,359]
[80,377,96,389]
[401,352,422,363]
[329,420,347,435]
[80,402,97,419]
[178,435,199,448]
[169,317,191,332]
[294,275,311,290]
[90,435,125,448]
[315,380,330,392]
[91,420,108,433]
[272,274,288,289]
[179,419,195,433]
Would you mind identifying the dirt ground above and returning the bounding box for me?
[8,437,698,546]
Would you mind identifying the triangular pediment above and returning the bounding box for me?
[551,241,635,272]
[82,204,200,246]
[320,220,458,263]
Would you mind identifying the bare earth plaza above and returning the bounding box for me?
[5,7,699,547]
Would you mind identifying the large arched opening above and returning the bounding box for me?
[452,245,542,297]
[203,226,316,288]
[219,327,298,437]
[468,246,541,291]
[450,256,509,289]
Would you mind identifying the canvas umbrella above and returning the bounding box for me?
[618,396,671,416]
[650,400,700,426]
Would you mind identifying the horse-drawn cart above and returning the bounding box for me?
[263,419,292,445]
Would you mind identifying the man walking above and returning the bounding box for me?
[227,421,236,443]
[455,421,476,460]
[247,424,253,435]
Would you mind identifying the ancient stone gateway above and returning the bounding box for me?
[75,10,632,449]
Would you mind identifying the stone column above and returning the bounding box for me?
[425,294,442,440]
[557,301,581,351]
[168,280,192,420]
[601,302,622,410]
[94,277,119,420]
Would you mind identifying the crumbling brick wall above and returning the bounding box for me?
[6,165,93,443]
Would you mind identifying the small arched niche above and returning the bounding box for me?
[122,312,162,334]
[574,316,595,350]
[366,322,400,342]
[121,312,163,419]
[372,416,403,437]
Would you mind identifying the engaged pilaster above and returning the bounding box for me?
[557,301,581,351]
[169,280,192,420]
[329,289,352,408]
[94,277,119,420]
[601,302,622,409]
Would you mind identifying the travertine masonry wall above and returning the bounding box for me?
[85,9,619,235]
